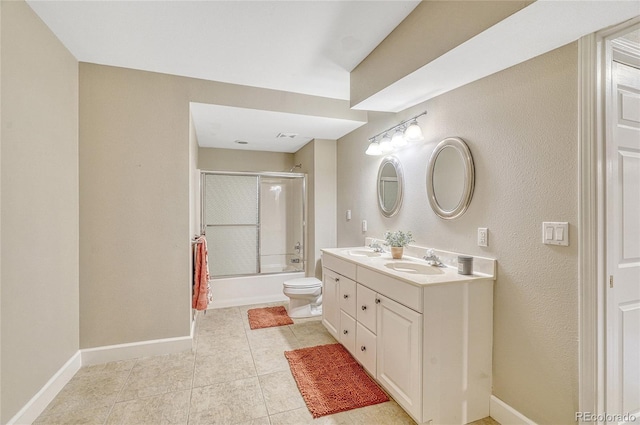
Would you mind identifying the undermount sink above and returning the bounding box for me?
[342,249,381,258]
[384,261,444,275]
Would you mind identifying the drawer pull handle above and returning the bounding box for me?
[375,298,381,304]
[361,305,367,311]
[343,330,348,335]
[361,346,366,351]
[343,294,349,299]
[335,278,340,282]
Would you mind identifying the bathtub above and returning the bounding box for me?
[208,271,304,309]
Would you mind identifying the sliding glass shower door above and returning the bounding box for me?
[204,174,259,276]
[202,171,306,278]
[259,176,304,273]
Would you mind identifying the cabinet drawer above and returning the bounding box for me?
[357,284,377,333]
[339,311,356,355]
[339,277,357,317]
[356,322,377,376]
[322,253,356,280]
[358,266,423,313]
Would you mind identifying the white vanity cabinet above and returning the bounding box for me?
[322,254,423,420]
[321,249,495,425]
[355,282,422,419]
[321,268,340,338]
[376,293,423,420]
[321,253,356,341]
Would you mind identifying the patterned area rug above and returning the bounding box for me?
[247,306,294,330]
[285,343,389,418]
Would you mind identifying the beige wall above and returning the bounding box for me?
[79,64,193,347]
[198,147,294,173]
[79,64,350,348]
[1,1,79,422]
[350,1,529,107]
[294,140,337,279]
[338,43,579,423]
[190,115,200,239]
[294,142,315,276]
[311,140,337,278]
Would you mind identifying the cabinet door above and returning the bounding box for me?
[356,284,377,333]
[340,311,356,355]
[322,268,340,339]
[339,277,357,317]
[376,294,422,422]
[356,322,377,375]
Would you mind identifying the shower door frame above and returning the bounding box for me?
[200,170,307,278]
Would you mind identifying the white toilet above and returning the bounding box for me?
[283,277,323,318]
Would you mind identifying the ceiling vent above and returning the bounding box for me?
[276,132,298,139]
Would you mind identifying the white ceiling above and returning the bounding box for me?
[190,102,367,153]
[26,0,420,152]
[26,1,640,152]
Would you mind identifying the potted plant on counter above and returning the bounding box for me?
[384,230,414,259]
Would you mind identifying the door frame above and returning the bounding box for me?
[579,17,640,419]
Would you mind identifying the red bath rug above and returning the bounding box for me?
[284,343,389,418]
[247,306,294,330]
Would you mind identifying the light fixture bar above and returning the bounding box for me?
[368,111,427,142]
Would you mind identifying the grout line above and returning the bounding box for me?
[242,304,280,423]
[102,359,137,425]
[185,310,204,425]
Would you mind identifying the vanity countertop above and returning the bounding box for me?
[321,246,496,288]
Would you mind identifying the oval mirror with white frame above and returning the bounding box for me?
[427,137,475,219]
[377,156,404,218]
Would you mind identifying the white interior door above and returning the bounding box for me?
[606,58,640,422]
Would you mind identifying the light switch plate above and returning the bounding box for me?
[542,222,569,246]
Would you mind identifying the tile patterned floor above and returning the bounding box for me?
[34,302,499,425]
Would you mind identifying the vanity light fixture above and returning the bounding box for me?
[392,127,408,148]
[365,140,382,155]
[379,133,394,153]
[404,119,424,142]
[364,111,426,155]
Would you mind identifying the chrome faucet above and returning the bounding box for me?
[368,242,385,253]
[423,249,446,267]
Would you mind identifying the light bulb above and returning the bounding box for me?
[391,128,407,147]
[404,119,424,142]
[365,141,382,156]
[379,133,393,152]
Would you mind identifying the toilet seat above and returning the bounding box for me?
[283,277,322,289]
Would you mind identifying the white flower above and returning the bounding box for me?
[384,230,414,247]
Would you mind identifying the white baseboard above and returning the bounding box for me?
[81,334,194,366]
[8,332,195,424]
[7,351,82,425]
[490,396,538,425]
[207,294,288,309]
